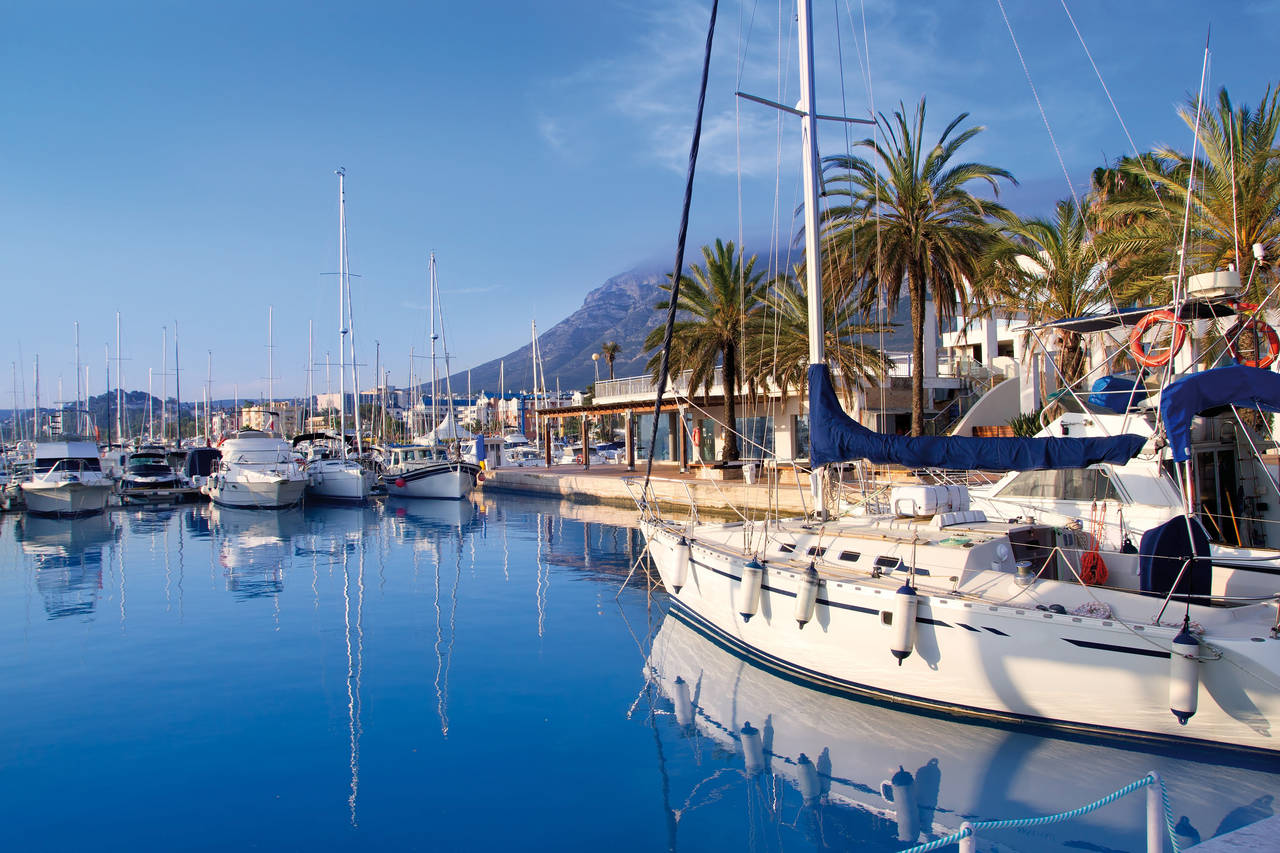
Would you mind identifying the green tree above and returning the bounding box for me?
[982,200,1113,388]
[1098,86,1280,305]
[821,97,1015,435]
[749,265,892,404]
[600,341,621,380]
[644,239,768,462]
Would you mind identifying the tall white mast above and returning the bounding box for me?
[797,0,825,368]
[530,320,539,439]
[429,253,439,439]
[337,168,349,459]
[307,320,314,431]
[206,350,213,440]
[267,305,275,427]
[32,355,39,439]
[161,326,168,441]
[74,321,81,413]
[115,312,124,441]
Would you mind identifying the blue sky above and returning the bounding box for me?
[2,0,1277,403]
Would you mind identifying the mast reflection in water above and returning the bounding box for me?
[0,495,1273,851]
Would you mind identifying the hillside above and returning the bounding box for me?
[450,266,918,395]
[451,269,668,392]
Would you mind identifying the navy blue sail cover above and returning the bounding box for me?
[1161,364,1280,463]
[807,364,1146,470]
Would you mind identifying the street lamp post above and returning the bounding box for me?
[592,352,600,385]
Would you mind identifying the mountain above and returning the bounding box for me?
[451,268,668,393]
[449,265,920,396]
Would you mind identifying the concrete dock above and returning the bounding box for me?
[480,462,815,517]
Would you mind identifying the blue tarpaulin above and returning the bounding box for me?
[1088,374,1147,413]
[807,364,1146,470]
[1160,364,1280,463]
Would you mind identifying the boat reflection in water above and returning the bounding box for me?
[15,513,120,620]
[645,611,1279,852]
[385,497,481,548]
[209,504,306,599]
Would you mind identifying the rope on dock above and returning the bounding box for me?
[896,772,1180,853]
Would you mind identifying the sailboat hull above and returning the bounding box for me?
[382,462,478,500]
[641,519,1280,755]
[305,460,374,503]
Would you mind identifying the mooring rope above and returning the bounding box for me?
[641,0,720,505]
[896,772,1180,853]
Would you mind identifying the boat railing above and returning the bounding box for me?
[620,476,700,528]
[896,771,1181,853]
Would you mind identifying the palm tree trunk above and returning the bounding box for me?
[722,342,740,462]
[1059,330,1085,388]
[908,265,926,436]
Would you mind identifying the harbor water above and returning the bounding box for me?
[0,494,1275,851]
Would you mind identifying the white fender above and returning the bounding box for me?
[736,559,764,621]
[671,675,694,729]
[740,721,765,776]
[888,765,919,843]
[796,753,821,805]
[794,563,820,628]
[1170,622,1200,725]
[890,584,918,665]
[669,537,691,592]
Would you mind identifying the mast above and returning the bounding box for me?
[429,253,439,440]
[115,313,124,441]
[147,367,154,438]
[796,0,827,511]
[161,326,168,441]
[337,168,349,459]
[32,355,39,439]
[206,350,213,440]
[10,362,17,443]
[307,321,314,431]
[74,321,81,413]
[797,0,825,368]
[530,320,539,440]
[267,305,275,428]
[104,344,111,445]
[174,320,182,441]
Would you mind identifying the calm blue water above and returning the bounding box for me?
[0,495,1275,852]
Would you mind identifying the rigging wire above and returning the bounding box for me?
[641,0,720,500]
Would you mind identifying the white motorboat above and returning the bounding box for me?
[21,438,114,517]
[117,446,199,505]
[381,443,478,500]
[204,428,307,509]
[638,0,1280,757]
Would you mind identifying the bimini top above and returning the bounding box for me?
[1160,364,1280,463]
[1035,298,1239,334]
[807,364,1146,471]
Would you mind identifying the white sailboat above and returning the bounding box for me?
[305,168,375,503]
[638,0,1280,756]
[382,254,479,500]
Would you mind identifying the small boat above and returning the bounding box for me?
[117,446,200,505]
[21,412,115,518]
[381,443,478,500]
[296,433,375,503]
[203,427,307,509]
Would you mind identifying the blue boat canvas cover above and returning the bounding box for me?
[1160,364,1280,463]
[807,364,1146,470]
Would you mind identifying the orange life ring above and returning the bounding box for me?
[1129,309,1186,368]
[1226,317,1280,368]
[691,426,702,446]
[1080,551,1108,585]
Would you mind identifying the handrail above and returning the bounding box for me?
[897,772,1179,853]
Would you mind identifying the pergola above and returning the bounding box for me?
[533,395,731,470]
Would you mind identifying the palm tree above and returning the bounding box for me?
[600,341,621,380]
[820,97,1015,435]
[1097,86,1280,305]
[749,265,892,405]
[982,200,1114,389]
[644,239,769,462]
